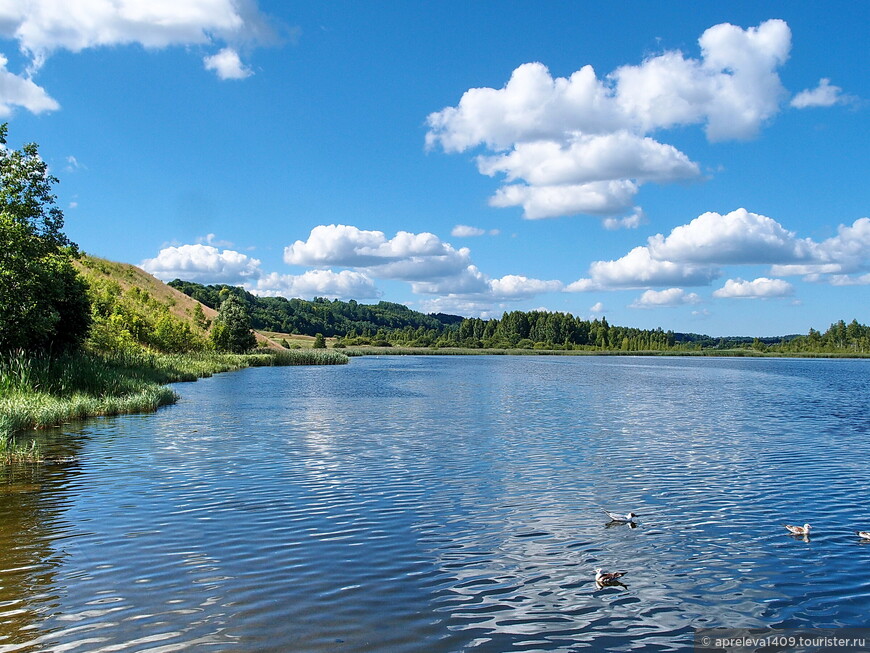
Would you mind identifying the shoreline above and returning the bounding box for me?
[1,348,348,459]
[344,346,870,359]
[5,344,866,460]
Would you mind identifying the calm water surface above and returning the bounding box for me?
[1,356,869,652]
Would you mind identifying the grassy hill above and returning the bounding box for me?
[74,256,289,349]
[1,254,347,455]
[75,256,219,323]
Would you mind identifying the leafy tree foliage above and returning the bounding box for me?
[169,280,462,336]
[313,333,326,349]
[0,124,91,352]
[779,319,869,353]
[451,311,676,351]
[210,293,256,353]
[150,314,201,353]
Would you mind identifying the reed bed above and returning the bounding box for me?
[1,348,348,450]
[260,349,349,366]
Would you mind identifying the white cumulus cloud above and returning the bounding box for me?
[426,19,805,219]
[576,210,869,292]
[615,19,791,141]
[250,270,380,300]
[566,246,719,291]
[409,265,490,295]
[603,207,647,230]
[284,224,472,281]
[812,217,870,271]
[416,297,503,319]
[450,224,498,237]
[770,217,870,279]
[791,78,847,108]
[140,244,261,284]
[203,47,252,80]
[629,288,702,309]
[828,273,870,286]
[286,224,450,266]
[489,274,563,298]
[284,223,560,309]
[490,179,639,219]
[476,132,699,186]
[451,224,486,237]
[410,266,561,299]
[0,53,58,115]
[0,0,268,86]
[647,208,816,265]
[426,61,619,153]
[712,277,794,298]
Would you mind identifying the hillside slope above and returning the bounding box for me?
[74,255,283,349]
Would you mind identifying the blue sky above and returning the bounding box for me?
[2,2,867,336]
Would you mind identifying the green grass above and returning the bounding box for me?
[264,349,349,366]
[0,435,40,462]
[1,347,348,454]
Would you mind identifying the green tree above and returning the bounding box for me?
[192,302,210,330]
[151,314,202,353]
[0,124,91,352]
[313,333,326,349]
[210,294,256,353]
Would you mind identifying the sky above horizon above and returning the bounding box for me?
[2,1,867,337]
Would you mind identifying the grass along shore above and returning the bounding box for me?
[1,348,347,458]
[343,346,870,358]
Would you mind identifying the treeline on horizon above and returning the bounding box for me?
[168,280,463,337]
[169,280,870,354]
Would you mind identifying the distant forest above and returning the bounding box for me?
[169,280,869,354]
[167,280,462,338]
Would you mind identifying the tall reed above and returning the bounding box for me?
[1,347,348,446]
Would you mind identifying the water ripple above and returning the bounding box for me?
[1,357,869,651]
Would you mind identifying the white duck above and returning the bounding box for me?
[602,509,639,523]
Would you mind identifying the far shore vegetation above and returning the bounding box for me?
[173,280,869,357]
[2,125,867,459]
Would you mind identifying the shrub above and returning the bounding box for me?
[150,314,203,353]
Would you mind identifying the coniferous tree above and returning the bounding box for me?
[192,302,210,330]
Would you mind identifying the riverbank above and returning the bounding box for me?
[1,348,348,458]
[345,346,870,358]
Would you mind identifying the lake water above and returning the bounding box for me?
[1,355,869,652]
